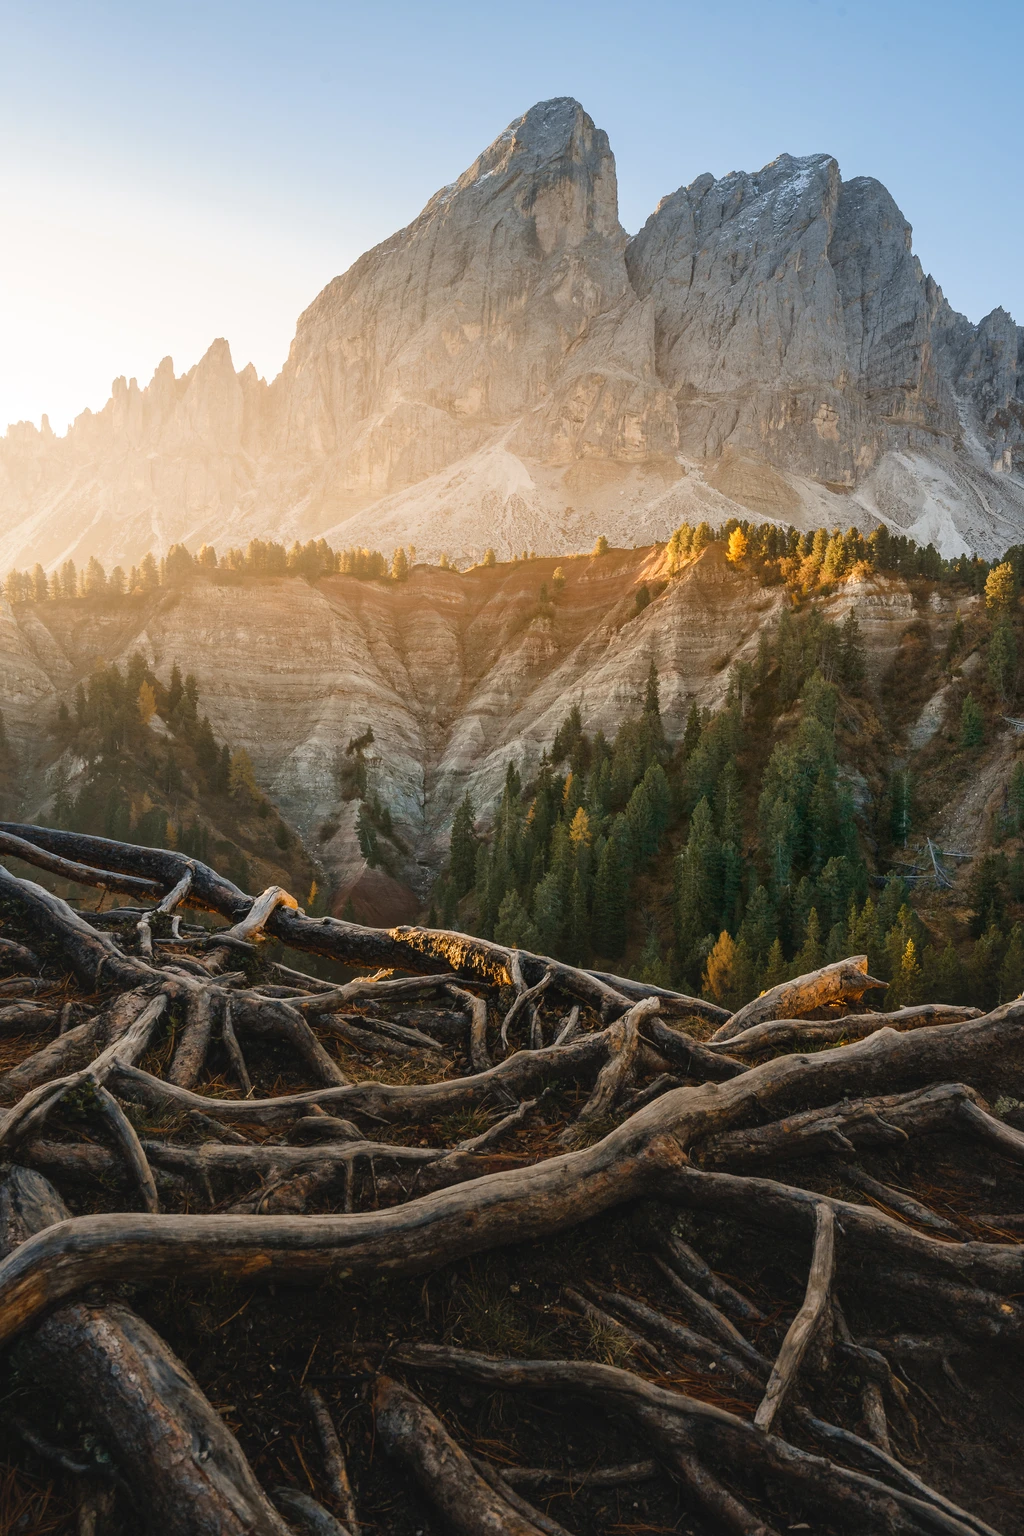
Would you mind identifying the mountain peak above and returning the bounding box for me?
[0,110,1020,574]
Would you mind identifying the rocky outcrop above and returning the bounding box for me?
[1,100,1022,569]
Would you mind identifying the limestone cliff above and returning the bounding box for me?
[1,100,1022,568]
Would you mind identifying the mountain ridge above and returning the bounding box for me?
[2,97,1022,568]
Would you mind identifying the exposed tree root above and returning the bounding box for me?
[0,826,1020,1533]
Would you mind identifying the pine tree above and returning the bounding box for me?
[531,869,564,956]
[988,614,1017,701]
[838,611,866,691]
[215,744,231,794]
[449,793,477,897]
[592,826,630,957]
[791,908,823,976]
[637,927,672,988]
[566,868,590,963]
[681,701,702,760]
[643,658,661,721]
[759,937,788,992]
[922,940,963,1005]
[882,904,919,982]
[964,923,1005,1011]
[999,923,1024,1001]
[739,885,776,965]
[167,663,184,717]
[592,535,609,556]
[495,888,533,949]
[676,798,722,967]
[960,692,984,750]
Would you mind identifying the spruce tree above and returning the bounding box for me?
[681,701,702,760]
[988,614,1017,700]
[676,798,722,969]
[999,923,1024,1002]
[531,869,564,956]
[739,885,776,966]
[759,937,788,992]
[960,693,984,750]
[566,869,590,964]
[921,940,962,1005]
[838,611,866,691]
[592,826,630,957]
[495,888,532,949]
[964,923,1005,1011]
[791,908,823,975]
[449,793,477,896]
[643,659,661,721]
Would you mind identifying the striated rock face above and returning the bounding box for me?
[275,98,677,486]
[1,100,1022,568]
[0,550,963,916]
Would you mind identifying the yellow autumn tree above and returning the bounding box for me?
[228,748,258,800]
[703,930,737,1003]
[137,681,156,725]
[985,561,1016,610]
[569,806,592,847]
[887,938,923,1010]
[727,527,748,564]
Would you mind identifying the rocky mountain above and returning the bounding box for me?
[1,98,1022,568]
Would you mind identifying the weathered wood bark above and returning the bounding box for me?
[448,983,492,1071]
[303,1387,360,1536]
[168,987,215,1088]
[4,1002,1024,1345]
[397,1346,991,1535]
[0,985,151,1101]
[0,1166,293,1536]
[0,825,719,1017]
[754,1202,835,1431]
[712,957,886,1041]
[372,1376,549,1535]
[713,1003,982,1058]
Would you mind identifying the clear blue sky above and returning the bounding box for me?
[1,0,1020,433]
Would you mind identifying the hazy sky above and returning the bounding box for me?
[1,0,1020,434]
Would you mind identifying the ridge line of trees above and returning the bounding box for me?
[7,517,1020,609]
